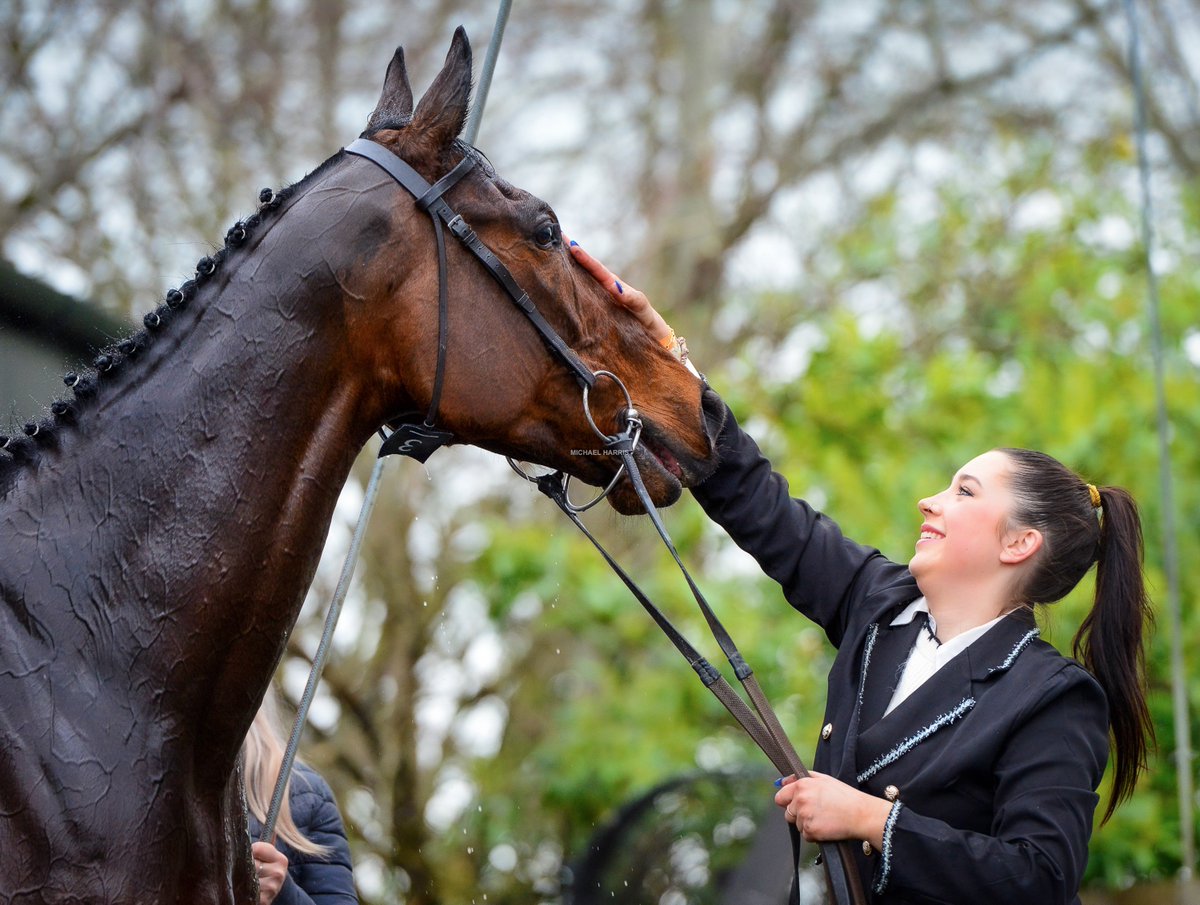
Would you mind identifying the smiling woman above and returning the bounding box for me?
[569,243,1155,905]
[907,451,1043,633]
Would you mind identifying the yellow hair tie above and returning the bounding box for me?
[1087,484,1101,509]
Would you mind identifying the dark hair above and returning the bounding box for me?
[999,448,1154,823]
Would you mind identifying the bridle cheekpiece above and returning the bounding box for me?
[344,137,640,510]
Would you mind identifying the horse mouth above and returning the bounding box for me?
[597,418,703,515]
[641,434,685,483]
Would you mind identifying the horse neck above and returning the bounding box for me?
[3,183,386,760]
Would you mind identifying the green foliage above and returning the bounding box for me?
[421,140,1199,899]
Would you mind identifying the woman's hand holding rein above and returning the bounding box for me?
[775,772,892,852]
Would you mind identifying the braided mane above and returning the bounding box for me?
[0,153,347,497]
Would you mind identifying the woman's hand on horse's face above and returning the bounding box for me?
[251,840,289,904]
[774,771,891,850]
[565,236,673,344]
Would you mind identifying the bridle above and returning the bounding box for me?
[342,136,867,905]
[345,137,645,512]
[341,141,606,471]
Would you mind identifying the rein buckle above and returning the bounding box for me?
[446,214,474,242]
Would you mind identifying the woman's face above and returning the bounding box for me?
[909,450,1020,589]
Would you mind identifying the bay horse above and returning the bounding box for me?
[0,29,722,903]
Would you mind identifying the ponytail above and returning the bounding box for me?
[1071,486,1155,823]
[999,450,1155,823]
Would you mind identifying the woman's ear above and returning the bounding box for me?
[1000,527,1043,565]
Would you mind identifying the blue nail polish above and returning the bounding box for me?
[569,240,579,247]
[615,281,623,294]
[774,777,784,788]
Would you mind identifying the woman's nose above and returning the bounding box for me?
[918,496,938,515]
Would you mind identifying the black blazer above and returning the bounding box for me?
[691,403,1109,905]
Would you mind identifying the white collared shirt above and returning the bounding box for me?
[883,597,1009,717]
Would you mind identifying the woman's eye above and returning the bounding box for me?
[957,485,973,497]
[534,223,560,248]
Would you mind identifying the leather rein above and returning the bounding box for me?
[344,137,866,905]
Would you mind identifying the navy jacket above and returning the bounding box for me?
[691,403,1109,904]
[247,762,358,905]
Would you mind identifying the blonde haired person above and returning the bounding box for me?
[244,685,357,905]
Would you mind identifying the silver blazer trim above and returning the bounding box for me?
[988,628,1040,675]
[873,800,904,894]
[857,696,976,783]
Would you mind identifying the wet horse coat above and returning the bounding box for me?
[0,31,721,903]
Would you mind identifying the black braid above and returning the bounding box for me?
[3,173,316,486]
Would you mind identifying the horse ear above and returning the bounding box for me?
[367,47,415,130]
[411,27,473,147]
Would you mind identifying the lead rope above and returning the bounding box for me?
[533,424,866,905]
[260,452,389,842]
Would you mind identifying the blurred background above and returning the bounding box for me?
[1,1,1197,902]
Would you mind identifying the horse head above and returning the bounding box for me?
[315,28,724,512]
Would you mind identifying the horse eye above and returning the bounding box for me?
[534,223,560,249]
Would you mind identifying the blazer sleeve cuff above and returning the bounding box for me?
[872,800,904,895]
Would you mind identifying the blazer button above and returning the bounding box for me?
[884,784,900,802]
[821,722,833,741]
[862,840,874,856]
